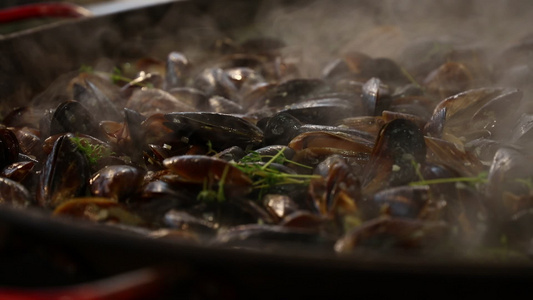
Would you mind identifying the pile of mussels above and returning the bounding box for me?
[2,35,533,260]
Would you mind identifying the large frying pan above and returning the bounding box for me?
[1,0,533,298]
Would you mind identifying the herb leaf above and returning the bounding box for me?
[70,136,114,166]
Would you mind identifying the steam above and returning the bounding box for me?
[247,0,533,87]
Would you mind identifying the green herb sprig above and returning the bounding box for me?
[70,136,115,166]
[409,171,488,187]
[79,65,153,88]
[233,149,320,198]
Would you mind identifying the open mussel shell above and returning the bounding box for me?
[53,197,145,226]
[308,155,361,222]
[36,134,91,208]
[72,77,123,123]
[425,87,523,143]
[49,100,100,138]
[334,217,451,255]
[424,136,485,177]
[336,116,385,137]
[423,61,473,99]
[486,147,533,218]
[164,112,263,151]
[126,88,196,116]
[370,185,431,219]
[322,51,374,81]
[510,114,533,147]
[322,52,409,87]
[263,112,376,147]
[0,177,32,208]
[362,118,426,195]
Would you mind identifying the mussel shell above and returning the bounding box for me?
[208,95,244,114]
[133,180,197,224]
[49,100,99,137]
[90,165,145,202]
[423,62,473,99]
[424,136,484,177]
[36,134,91,208]
[362,77,392,116]
[126,88,196,116]
[427,87,523,142]
[163,209,217,238]
[308,155,361,217]
[510,113,533,147]
[73,78,123,122]
[162,155,252,199]
[2,106,42,128]
[262,112,302,146]
[288,131,373,153]
[1,161,35,183]
[164,51,191,90]
[164,112,263,151]
[167,87,209,111]
[280,97,359,126]
[381,110,427,131]
[0,126,20,169]
[241,145,294,162]
[12,127,41,159]
[291,147,370,172]
[0,177,32,208]
[119,72,164,99]
[371,185,431,219]
[487,147,533,217]
[334,217,450,254]
[69,72,125,109]
[225,67,265,90]
[336,116,385,137]
[262,194,299,221]
[212,224,335,253]
[260,78,331,108]
[362,119,426,194]
[53,197,145,226]
[321,51,374,82]
[193,68,240,101]
[214,146,246,162]
[279,210,327,231]
[263,112,376,147]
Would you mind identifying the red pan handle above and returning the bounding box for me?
[0,266,175,300]
[0,2,91,24]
